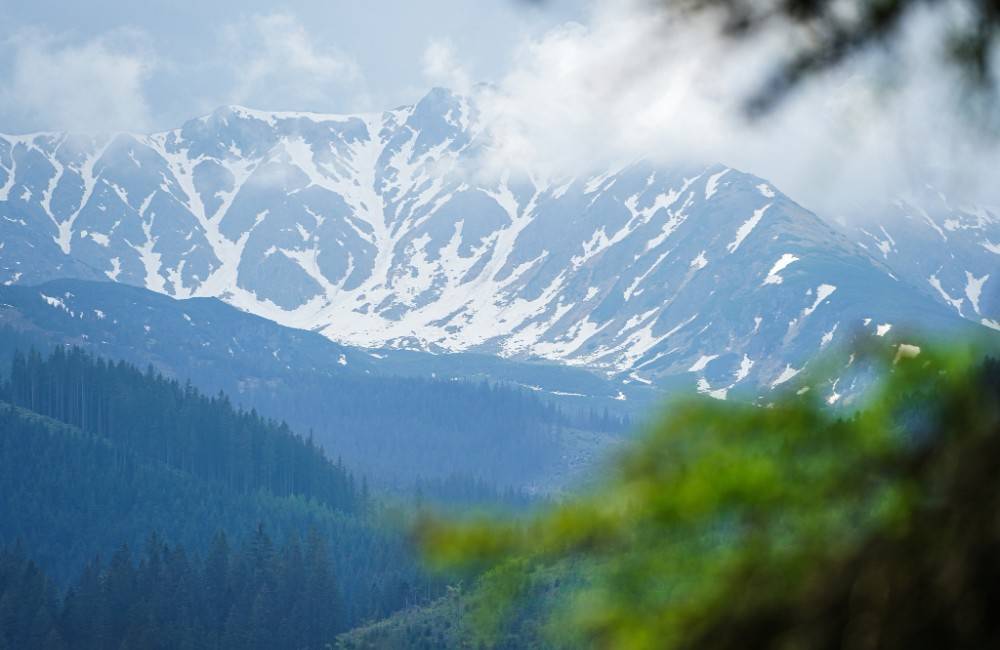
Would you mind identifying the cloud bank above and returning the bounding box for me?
[2,0,995,214]
[1,28,156,133]
[461,0,1000,213]
[220,13,366,112]
[0,12,369,134]
[422,39,474,95]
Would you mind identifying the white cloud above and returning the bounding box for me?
[422,39,473,94]
[471,0,1000,213]
[2,28,155,133]
[221,13,366,112]
[0,13,371,131]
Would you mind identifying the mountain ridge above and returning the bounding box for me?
[2,88,997,397]
[0,278,637,489]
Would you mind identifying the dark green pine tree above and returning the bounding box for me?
[304,526,341,647]
[203,531,231,642]
[103,544,136,647]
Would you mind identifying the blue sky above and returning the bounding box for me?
[0,0,584,132]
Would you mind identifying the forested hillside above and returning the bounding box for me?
[0,348,442,634]
[0,528,345,650]
[2,346,361,512]
[0,280,633,490]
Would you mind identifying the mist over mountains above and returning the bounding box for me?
[0,88,997,404]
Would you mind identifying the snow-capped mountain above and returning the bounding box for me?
[1,88,996,397]
[842,187,999,332]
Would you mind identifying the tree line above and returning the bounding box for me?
[2,346,362,513]
[0,525,343,650]
[0,346,442,633]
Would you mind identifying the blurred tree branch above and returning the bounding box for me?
[525,0,1000,114]
[419,340,1000,649]
[668,0,1000,113]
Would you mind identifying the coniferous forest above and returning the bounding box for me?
[0,346,446,646]
[0,314,630,491]
[7,340,1000,649]
[0,526,342,650]
[3,346,362,513]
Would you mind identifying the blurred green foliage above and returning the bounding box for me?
[418,339,1000,649]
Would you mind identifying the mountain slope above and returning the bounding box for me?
[0,279,631,489]
[1,88,995,397]
[0,390,431,629]
[841,187,1000,331]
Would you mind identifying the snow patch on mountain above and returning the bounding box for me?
[0,89,994,396]
[763,254,799,285]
